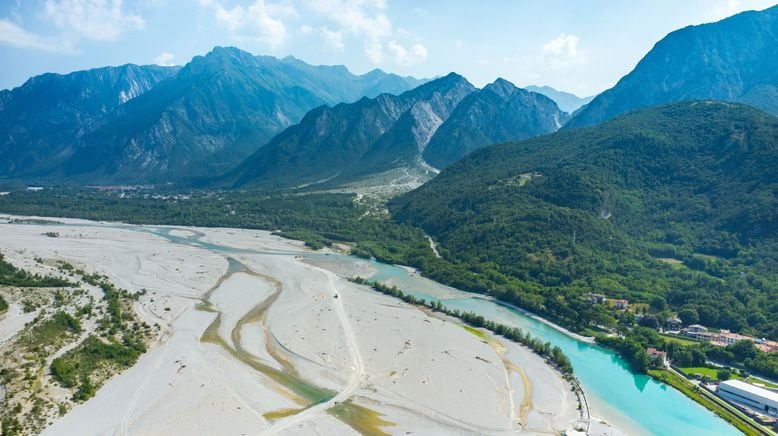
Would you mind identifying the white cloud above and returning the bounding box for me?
[44,0,145,41]
[710,0,742,20]
[153,52,175,66]
[386,40,427,66]
[543,33,578,57]
[0,18,77,53]
[305,0,391,40]
[319,26,344,50]
[214,0,296,49]
[542,33,583,67]
[364,39,384,63]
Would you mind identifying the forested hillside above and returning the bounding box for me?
[392,101,778,339]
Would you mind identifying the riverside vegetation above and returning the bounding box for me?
[350,277,574,377]
[0,254,153,435]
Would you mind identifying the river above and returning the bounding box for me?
[46,222,742,435]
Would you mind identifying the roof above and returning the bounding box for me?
[720,380,778,403]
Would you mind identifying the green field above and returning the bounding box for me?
[680,366,741,381]
[680,366,778,389]
[660,334,700,346]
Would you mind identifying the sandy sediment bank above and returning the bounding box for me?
[0,217,585,435]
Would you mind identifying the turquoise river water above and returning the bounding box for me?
[360,256,740,436]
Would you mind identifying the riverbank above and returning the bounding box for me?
[0,217,583,435]
[647,368,774,436]
[486,298,596,344]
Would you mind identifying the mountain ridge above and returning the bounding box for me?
[0,46,426,184]
[566,5,778,128]
[525,85,593,113]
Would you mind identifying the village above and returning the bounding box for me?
[587,293,778,431]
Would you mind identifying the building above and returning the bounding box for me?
[687,324,707,333]
[614,299,629,310]
[717,380,778,417]
[666,316,682,331]
[679,324,778,351]
[755,338,778,353]
[586,293,606,304]
[711,330,749,347]
[647,348,668,366]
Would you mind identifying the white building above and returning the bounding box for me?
[717,380,778,416]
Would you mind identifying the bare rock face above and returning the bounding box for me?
[224,73,477,189]
[1,46,425,184]
[566,5,778,129]
[0,64,179,177]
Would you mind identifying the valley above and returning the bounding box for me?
[0,217,584,435]
[3,2,778,435]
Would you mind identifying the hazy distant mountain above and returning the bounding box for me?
[223,73,476,189]
[0,64,179,178]
[567,5,778,129]
[60,47,426,183]
[525,85,593,113]
[424,79,567,169]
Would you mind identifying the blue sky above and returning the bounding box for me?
[1,0,777,96]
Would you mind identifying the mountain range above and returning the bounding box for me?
[0,64,179,178]
[0,47,425,183]
[423,79,567,169]
[525,85,593,113]
[567,5,778,129]
[223,75,567,189]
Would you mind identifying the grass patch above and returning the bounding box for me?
[462,325,488,340]
[262,408,304,420]
[746,377,778,389]
[660,334,701,346]
[326,399,395,436]
[680,366,742,381]
[22,311,81,349]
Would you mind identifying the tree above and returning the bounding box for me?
[639,315,660,329]
[726,340,758,361]
[650,296,668,311]
[717,369,732,381]
[678,307,699,325]
[632,347,650,373]
[697,306,719,326]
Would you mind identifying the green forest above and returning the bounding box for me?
[392,102,778,340]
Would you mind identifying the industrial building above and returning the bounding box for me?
[717,380,778,416]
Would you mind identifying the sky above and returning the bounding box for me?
[1,0,777,96]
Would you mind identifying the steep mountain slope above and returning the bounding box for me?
[61,47,426,183]
[423,79,567,169]
[2,46,423,184]
[0,64,179,177]
[225,73,476,189]
[525,85,593,113]
[567,5,778,128]
[391,101,778,338]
